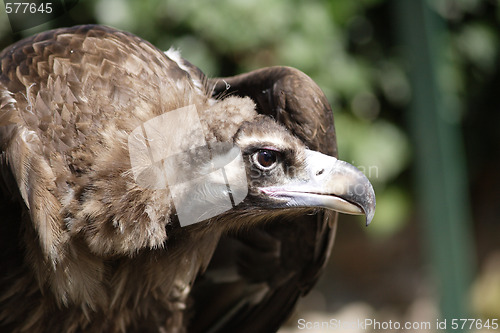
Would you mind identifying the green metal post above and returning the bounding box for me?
[394,0,476,328]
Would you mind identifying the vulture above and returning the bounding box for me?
[0,25,375,333]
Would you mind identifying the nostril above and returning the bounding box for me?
[316,169,324,176]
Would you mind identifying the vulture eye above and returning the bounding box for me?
[253,150,279,169]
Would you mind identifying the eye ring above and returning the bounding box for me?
[253,149,279,170]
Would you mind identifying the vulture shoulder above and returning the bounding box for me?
[0,24,224,333]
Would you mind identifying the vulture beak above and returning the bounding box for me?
[260,150,376,225]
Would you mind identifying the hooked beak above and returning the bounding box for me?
[260,150,376,225]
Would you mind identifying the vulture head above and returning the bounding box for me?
[0,25,375,333]
[228,116,374,222]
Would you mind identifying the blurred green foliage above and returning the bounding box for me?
[0,0,498,240]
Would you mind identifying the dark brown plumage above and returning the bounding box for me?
[0,25,375,332]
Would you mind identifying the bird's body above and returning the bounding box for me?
[0,25,374,332]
